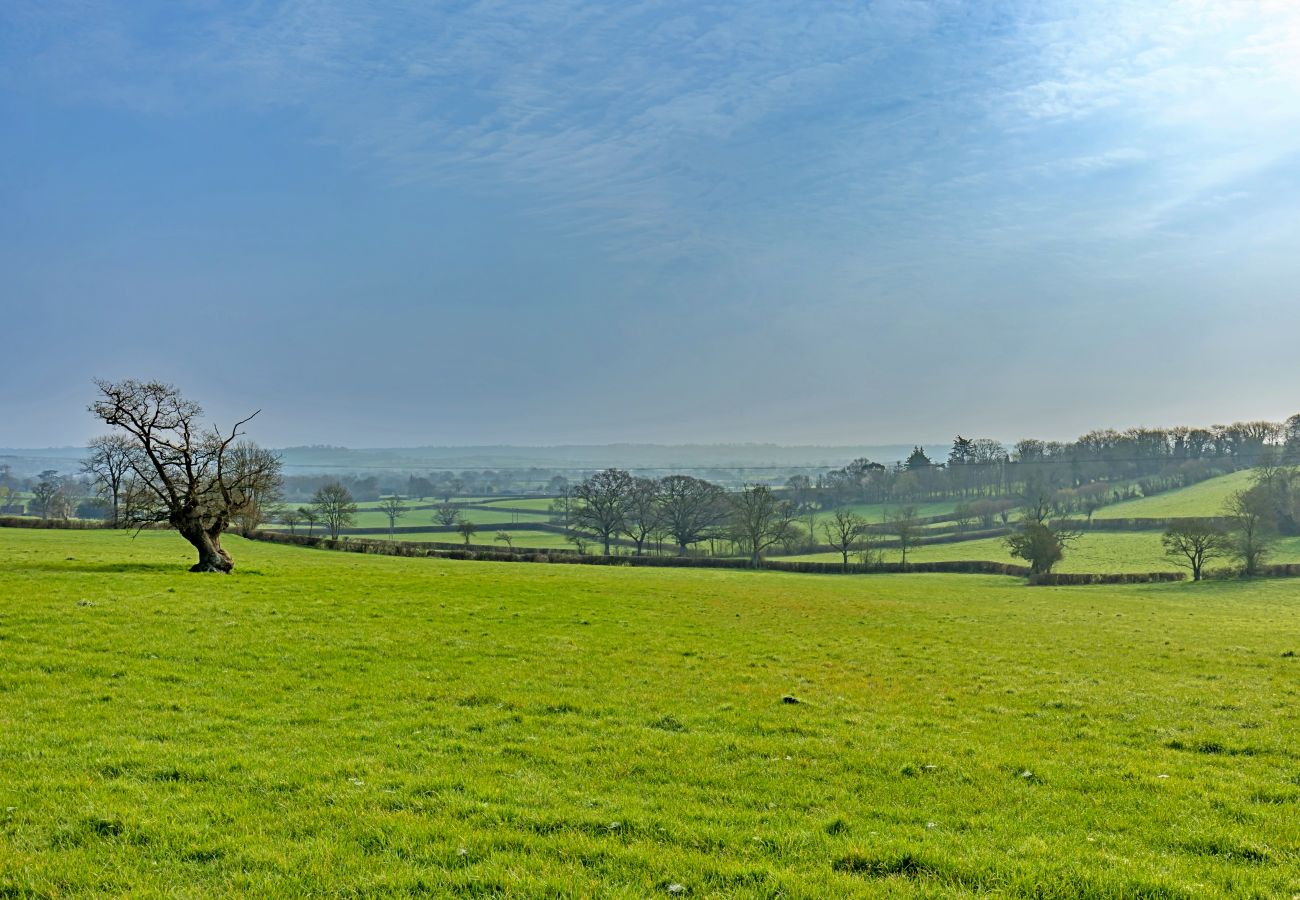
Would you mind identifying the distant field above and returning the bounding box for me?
[1093,470,1255,519]
[280,506,551,531]
[1,527,1298,896]
[478,497,558,511]
[373,529,580,550]
[789,531,1300,574]
[832,500,959,522]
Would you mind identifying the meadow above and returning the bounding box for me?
[296,505,551,531]
[1091,470,1255,520]
[789,532,1300,574]
[431,471,1272,576]
[2,528,1298,897]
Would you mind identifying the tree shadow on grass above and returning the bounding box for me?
[17,561,186,574]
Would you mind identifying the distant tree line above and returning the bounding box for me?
[799,417,1300,515]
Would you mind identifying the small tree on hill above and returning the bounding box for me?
[434,503,460,527]
[822,508,868,570]
[379,494,407,537]
[299,505,318,537]
[312,483,357,540]
[495,531,513,550]
[280,507,303,534]
[1162,520,1230,581]
[1224,488,1273,576]
[890,506,921,568]
[458,516,479,547]
[1005,519,1078,575]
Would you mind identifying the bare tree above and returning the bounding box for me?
[623,477,662,555]
[298,505,319,537]
[457,516,479,546]
[312,483,357,540]
[82,434,135,527]
[890,506,921,568]
[822,508,868,570]
[379,494,407,537]
[434,503,460,527]
[89,379,282,572]
[572,468,635,555]
[657,475,728,556]
[1224,488,1273,576]
[230,442,284,537]
[31,475,63,520]
[1162,520,1230,581]
[280,507,303,534]
[729,485,796,567]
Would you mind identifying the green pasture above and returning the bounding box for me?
[1093,470,1255,520]
[1,527,1299,896]
[477,497,560,512]
[359,529,581,550]
[277,506,551,531]
[789,531,1300,574]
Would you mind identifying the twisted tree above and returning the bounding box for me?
[89,379,281,573]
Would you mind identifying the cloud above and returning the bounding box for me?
[5,0,1299,263]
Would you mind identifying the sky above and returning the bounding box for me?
[2,0,1299,449]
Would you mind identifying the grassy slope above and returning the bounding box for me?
[382,529,580,549]
[2,530,1299,896]
[479,497,559,512]
[329,507,551,530]
[789,532,1300,573]
[1093,470,1256,520]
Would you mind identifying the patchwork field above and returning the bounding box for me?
[789,532,1300,574]
[2,528,1298,897]
[1092,470,1255,520]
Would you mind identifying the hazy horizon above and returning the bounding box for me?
[4,2,1299,447]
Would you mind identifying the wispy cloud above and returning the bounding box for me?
[5,0,1299,262]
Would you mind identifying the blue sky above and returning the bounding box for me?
[3,0,1299,447]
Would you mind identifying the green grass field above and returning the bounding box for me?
[374,529,581,550]
[274,506,551,532]
[478,497,560,512]
[789,532,1300,574]
[1093,470,1255,520]
[2,528,1298,896]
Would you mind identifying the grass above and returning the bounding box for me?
[320,507,552,530]
[478,497,560,512]
[789,532,1300,574]
[2,528,1299,896]
[1093,470,1256,520]
[375,529,581,550]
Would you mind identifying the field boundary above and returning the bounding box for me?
[8,518,1295,583]
[250,528,1035,576]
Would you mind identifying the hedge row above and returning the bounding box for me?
[251,530,1035,577]
[1084,516,1233,532]
[330,522,569,537]
[1028,571,1186,586]
[0,516,109,530]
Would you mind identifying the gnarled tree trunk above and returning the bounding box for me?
[179,522,234,573]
